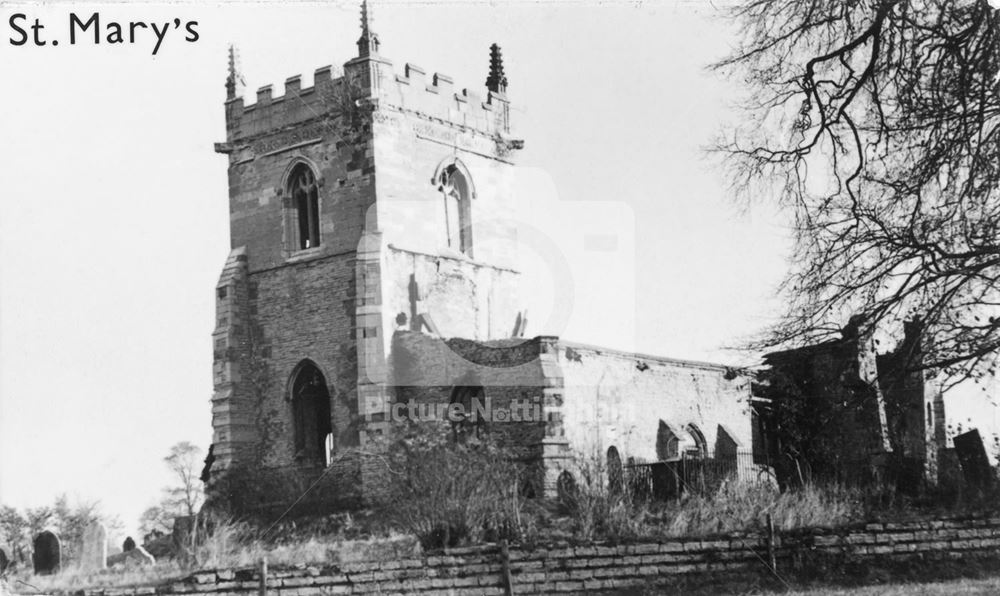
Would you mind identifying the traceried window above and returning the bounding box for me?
[289,164,321,250]
[437,164,473,256]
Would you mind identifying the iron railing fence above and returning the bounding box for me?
[625,450,767,501]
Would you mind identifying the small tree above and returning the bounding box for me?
[137,505,173,541]
[139,442,205,549]
[164,442,204,518]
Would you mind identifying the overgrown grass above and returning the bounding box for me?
[14,445,997,594]
[553,453,864,542]
[4,515,417,594]
[656,482,863,536]
[193,517,418,569]
[6,561,186,594]
[376,421,532,550]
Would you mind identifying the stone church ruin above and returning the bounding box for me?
[203,2,960,514]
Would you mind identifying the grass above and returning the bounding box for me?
[775,577,1000,595]
[612,574,1000,596]
[193,519,418,569]
[3,517,418,595]
[640,481,861,537]
[7,445,998,594]
[6,562,186,594]
[548,455,864,543]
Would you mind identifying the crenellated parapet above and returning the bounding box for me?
[222,65,355,144]
[220,38,516,150]
[382,61,512,137]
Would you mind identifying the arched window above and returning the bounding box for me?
[290,361,332,465]
[686,424,708,459]
[448,385,486,443]
[607,446,624,496]
[437,163,473,256]
[656,420,681,460]
[288,164,321,250]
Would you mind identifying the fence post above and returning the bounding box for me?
[500,539,515,596]
[765,513,776,573]
[258,556,268,596]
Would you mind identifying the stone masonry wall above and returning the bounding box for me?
[382,247,521,344]
[387,331,548,471]
[223,112,375,273]
[65,517,1000,596]
[556,342,753,467]
[248,256,361,466]
[372,110,519,273]
[214,53,380,504]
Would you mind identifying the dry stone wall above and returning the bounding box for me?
[59,517,1000,596]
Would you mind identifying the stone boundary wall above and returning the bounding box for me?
[63,517,1000,596]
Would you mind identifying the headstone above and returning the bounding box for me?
[556,470,578,508]
[80,522,108,571]
[0,547,9,574]
[953,429,994,490]
[107,544,156,568]
[32,530,60,575]
[124,545,155,567]
[122,536,136,552]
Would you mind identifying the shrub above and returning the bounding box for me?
[375,421,529,550]
[559,453,647,541]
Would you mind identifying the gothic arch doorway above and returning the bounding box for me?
[290,361,333,465]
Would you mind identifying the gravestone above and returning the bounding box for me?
[0,547,8,574]
[122,536,136,552]
[953,429,994,490]
[124,545,156,567]
[556,470,578,508]
[81,522,108,571]
[32,530,60,575]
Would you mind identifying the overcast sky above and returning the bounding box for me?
[0,0,799,535]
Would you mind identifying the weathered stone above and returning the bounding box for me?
[954,429,994,490]
[32,530,60,575]
[122,536,136,552]
[206,21,756,513]
[124,546,156,567]
[81,522,108,571]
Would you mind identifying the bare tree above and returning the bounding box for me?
[164,441,204,518]
[137,505,174,540]
[715,0,1000,386]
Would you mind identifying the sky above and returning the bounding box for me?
[1,0,807,536]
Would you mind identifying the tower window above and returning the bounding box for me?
[438,164,473,256]
[289,165,321,250]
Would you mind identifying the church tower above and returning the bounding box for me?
[208,2,524,510]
